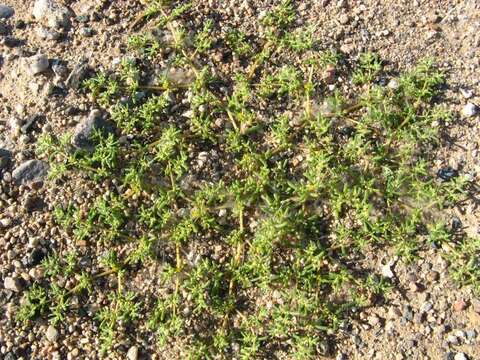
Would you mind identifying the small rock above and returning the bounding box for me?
[465,329,477,340]
[460,88,473,99]
[32,0,71,29]
[408,281,422,292]
[0,218,12,227]
[447,334,459,345]
[462,103,478,118]
[389,306,402,319]
[471,298,480,314]
[4,276,21,292]
[0,4,14,19]
[65,57,88,89]
[420,302,433,312]
[445,353,455,360]
[437,166,458,182]
[35,26,61,41]
[127,345,138,360]
[12,159,49,185]
[367,314,381,327]
[387,78,399,90]
[25,54,49,75]
[454,353,468,360]
[336,353,347,360]
[0,148,11,170]
[71,110,115,151]
[79,26,93,37]
[381,259,396,278]
[414,312,425,324]
[339,13,349,25]
[426,270,440,282]
[453,299,468,312]
[46,325,59,342]
[402,305,413,321]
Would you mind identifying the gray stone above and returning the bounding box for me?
[25,54,49,75]
[0,4,14,19]
[35,26,61,41]
[4,276,21,292]
[32,0,71,29]
[0,148,11,170]
[71,110,115,151]
[12,159,49,185]
[46,325,58,342]
[465,329,477,340]
[127,346,138,360]
[65,58,88,89]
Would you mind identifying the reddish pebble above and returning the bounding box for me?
[453,299,468,312]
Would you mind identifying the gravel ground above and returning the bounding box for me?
[0,0,479,359]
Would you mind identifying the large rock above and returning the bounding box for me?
[12,159,49,185]
[32,0,71,30]
[71,110,115,151]
[0,4,14,19]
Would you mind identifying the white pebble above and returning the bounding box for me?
[460,88,473,99]
[462,103,478,118]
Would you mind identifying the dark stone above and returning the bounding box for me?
[15,20,26,29]
[28,248,45,266]
[437,166,458,181]
[451,217,462,231]
[0,148,11,170]
[12,160,49,185]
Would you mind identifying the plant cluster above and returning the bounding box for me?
[21,0,477,358]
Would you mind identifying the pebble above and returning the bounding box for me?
[426,270,440,282]
[71,110,115,151]
[127,345,138,360]
[437,166,458,182]
[12,159,49,185]
[462,103,478,117]
[0,218,12,227]
[339,14,349,25]
[408,281,421,292]
[382,260,396,278]
[460,88,473,99]
[454,353,468,360]
[453,299,468,312]
[389,306,402,319]
[387,78,399,90]
[471,298,480,314]
[420,302,433,312]
[465,329,476,340]
[25,54,49,75]
[65,57,88,89]
[35,26,61,41]
[32,0,71,29]
[4,277,21,292]
[0,4,14,19]
[46,325,58,342]
[447,334,459,345]
[0,148,11,170]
